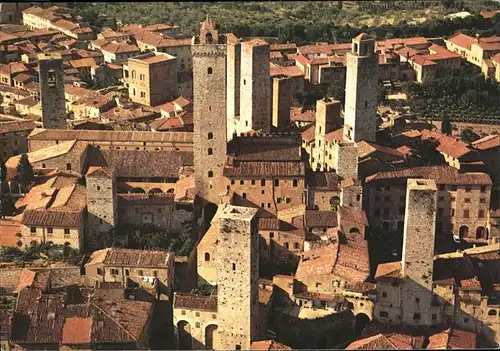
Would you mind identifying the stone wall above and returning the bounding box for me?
[226,42,241,141]
[192,44,227,205]
[38,54,66,129]
[401,179,437,326]
[333,142,358,180]
[272,76,293,129]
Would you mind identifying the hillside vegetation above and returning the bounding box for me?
[75,1,500,44]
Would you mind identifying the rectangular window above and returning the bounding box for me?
[438,196,444,201]
[240,180,244,185]
[379,311,389,318]
[415,297,420,303]
[251,180,255,185]
[432,314,437,320]
[64,228,70,235]
[269,232,274,238]
[413,313,421,320]
[293,179,298,187]
[153,270,157,277]
[382,292,387,298]
[480,198,486,203]
[464,198,471,203]
[261,179,265,186]
[480,186,486,193]
[139,270,143,276]
[30,227,36,233]
[465,186,471,192]
[125,269,129,276]
[284,242,289,249]
[463,210,469,218]
[231,180,235,185]
[478,210,485,218]
[47,228,53,234]
[439,185,445,191]
[274,179,279,187]
[450,185,457,191]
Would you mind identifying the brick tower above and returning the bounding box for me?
[192,17,228,206]
[401,178,437,326]
[216,205,259,350]
[85,166,117,250]
[238,40,271,135]
[343,33,379,142]
[313,98,342,171]
[38,53,66,129]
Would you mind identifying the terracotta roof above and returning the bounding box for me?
[447,33,477,50]
[87,148,193,178]
[67,57,97,68]
[173,292,217,312]
[347,334,399,350]
[420,130,471,158]
[324,128,344,143]
[0,219,21,247]
[227,137,302,162]
[411,54,437,66]
[0,120,36,134]
[61,317,92,344]
[301,124,316,142]
[21,208,83,228]
[357,141,404,159]
[375,261,402,280]
[101,41,139,54]
[298,43,351,55]
[290,107,315,123]
[427,327,477,349]
[339,206,368,226]
[224,161,305,178]
[28,128,194,144]
[305,210,338,228]
[86,248,172,268]
[132,53,175,64]
[250,340,292,350]
[270,65,304,78]
[306,171,340,189]
[480,9,500,18]
[366,165,492,185]
[295,243,338,279]
[472,134,499,150]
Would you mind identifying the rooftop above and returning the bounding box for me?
[86,248,172,268]
[173,292,217,312]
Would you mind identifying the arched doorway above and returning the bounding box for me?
[131,187,146,194]
[476,226,487,239]
[355,313,370,336]
[178,321,192,350]
[349,227,360,234]
[205,324,218,350]
[459,225,468,238]
[330,196,340,210]
[203,202,218,228]
[148,188,163,194]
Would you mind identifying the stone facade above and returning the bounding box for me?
[85,167,117,250]
[192,32,227,205]
[238,40,271,135]
[226,40,241,141]
[333,142,358,180]
[343,34,379,143]
[0,120,35,160]
[401,179,437,326]
[38,53,66,129]
[313,99,342,171]
[216,206,259,350]
[271,76,293,129]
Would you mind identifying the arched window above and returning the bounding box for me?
[208,171,213,178]
[131,70,136,78]
[66,163,72,171]
[205,252,210,261]
[208,132,213,140]
[208,148,213,155]
[208,67,212,75]
[488,309,497,316]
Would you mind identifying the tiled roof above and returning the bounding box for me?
[357,141,404,159]
[0,219,21,247]
[295,243,338,279]
[290,107,315,122]
[305,210,338,228]
[227,136,302,162]
[28,128,194,144]
[375,261,402,280]
[173,292,217,312]
[301,124,316,142]
[427,327,477,349]
[447,33,477,50]
[250,340,292,350]
[0,120,36,134]
[86,248,172,268]
[21,208,83,227]
[339,206,368,226]
[61,317,92,344]
[118,193,174,205]
[87,148,193,178]
[270,65,304,78]
[67,57,97,68]
[6,140,88,168]
[346,334,398,350]
[306,171,340,189]
[224,161,305,178]
[101,41,139,54]
[472,134,499,150]
[324,128,344,143]
[366,165,492,185]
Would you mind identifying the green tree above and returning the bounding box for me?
[0,194,16,218]
[441,114,452,135]
[460,128,480,143]
[169,221,196,256]
[16,154,33,188]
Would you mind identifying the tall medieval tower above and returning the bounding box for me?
[401,178,437,327]
[85,166,117,250]
[343,33,379,143]
[193,18,228,206]
[238,40,271,134]
[38,53,66,129]
[313,98,342,171]
[216,205,259,350]
[226,34,241,141]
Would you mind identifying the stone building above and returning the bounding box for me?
[400,179,437,326]
[226,35,241,140]
[237,40,271,135]
[123,52,177,107]
[343,33,379,143]
[85,166,117,251]
[38,53,66,129]
[84,247,175,299]
[365,166,493,242]
[217,205,260,350]
[192,17,228,208]
[0,120,36,160]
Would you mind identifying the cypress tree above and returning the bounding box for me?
[16,154,34,188]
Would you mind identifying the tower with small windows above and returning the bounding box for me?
[192,17,228,206]
[343,33,379,143]
[38,53,66,129]
[216,205,259,350]
[85,166,117,250]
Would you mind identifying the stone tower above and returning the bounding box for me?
[217,205,259,350]
[333,141,358,180]
[272,76,293,129]
[226,34,241,141]
[238,40,271,135]
[401,178,437,327]
[313,98,342,171]
[85,166,117,250]
[343,33,379,143]
[192,18,227,206]
[38,53,66,129]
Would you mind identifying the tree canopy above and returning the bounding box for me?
[16,154,34,188]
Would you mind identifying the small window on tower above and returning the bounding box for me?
[232,263,236,271]
[364,101,368,108]
[208,148,213,155]
[208,132,213,139]
[47,70,56,87]
[208,67,212,75]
